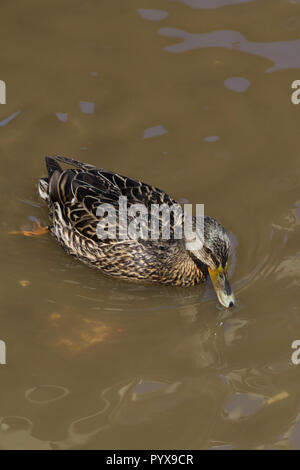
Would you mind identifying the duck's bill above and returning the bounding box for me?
[208,266,235,308]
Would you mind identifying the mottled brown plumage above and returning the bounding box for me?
[38,155,235,306]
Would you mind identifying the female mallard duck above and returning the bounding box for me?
[38,155,235,308]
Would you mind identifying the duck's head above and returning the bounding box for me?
[186,216,235,308]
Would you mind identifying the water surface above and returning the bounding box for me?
[0,0,300,450]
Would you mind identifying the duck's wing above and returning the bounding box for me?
[46,155,182,243]
[49,154,179,207]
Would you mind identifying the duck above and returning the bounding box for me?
[38,155,235,308]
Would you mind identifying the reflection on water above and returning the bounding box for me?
[224,76,250,92]
[175,0,256,8]
[159,28,300,71]
[137,9,169,21]
[0,110,21,127]
[0,0,300,450]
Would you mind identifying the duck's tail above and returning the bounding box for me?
[49,154,96,171]
[39,155,96,202]
[38,177,49,201]
[45,156,62,177]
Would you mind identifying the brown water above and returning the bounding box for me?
[0,0,300,450]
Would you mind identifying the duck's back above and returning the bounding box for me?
[38,155,204,286]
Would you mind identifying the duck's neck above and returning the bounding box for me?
[158,242,207,287]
